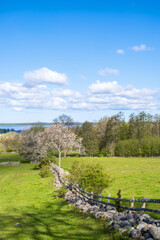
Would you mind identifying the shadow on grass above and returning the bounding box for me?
[0,197,114,240]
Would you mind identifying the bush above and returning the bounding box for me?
[39,156,57,168]
[55,186,67,198]
[20,158,30,164]
[39,165,50,178]
[6,148,13,152]
[68,160,111,194]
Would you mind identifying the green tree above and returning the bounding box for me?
[80,122,99,156]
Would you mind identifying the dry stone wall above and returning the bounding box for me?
[51,163,160,240]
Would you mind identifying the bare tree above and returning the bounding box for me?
[53,114,74,127]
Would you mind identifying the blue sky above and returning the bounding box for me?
[0,0,160,123]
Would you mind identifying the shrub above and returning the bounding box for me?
[39,156,57,168]
[115,190,121,212]
[99,153,103,157]
[39,165,50,178]
[6,148,13,152]
[20,158,30,164]
[68,160,111,194]
[55,186,67,198]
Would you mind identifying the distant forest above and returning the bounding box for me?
[71,111,160,157]
[1,111,160,157]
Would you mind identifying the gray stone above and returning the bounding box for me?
[149,226,160,240]
[143,232,151,239]
[113,223,119,229]
[139,236,145,240]
[119,220,131,228]
[137,223,148,232]
[130,229,141,239]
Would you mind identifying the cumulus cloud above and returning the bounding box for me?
[117,49,124,54]
[88,80,122,94]
[131,44,152,52]
[24,67,68,85]
[98,68,119,77]
[0,82,67,111]
[88,80,156,98]
[0,77,159,112]
[87,80,158,110]
[52,88,82,99]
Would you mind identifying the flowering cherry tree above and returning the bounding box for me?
[44,124,84,167]
[19,124,84,166]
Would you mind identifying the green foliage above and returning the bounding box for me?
[19,157,30,163]
[0,153,24,163]
[39,165,50,178]
[6,148,13,152]
[39,156,57,168]
[55,186,67,198]
[80,122,99,156]
[100,147,107,157]
[68,160,111,194]
[115,137,160,157]
[115,190,121,212]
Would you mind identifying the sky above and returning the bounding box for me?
[0,0,160,123]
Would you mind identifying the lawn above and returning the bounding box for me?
[61,157,160,217]
[0,153,21,163]
[0,164,121,240]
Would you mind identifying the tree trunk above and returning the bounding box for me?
[58,151,61,167]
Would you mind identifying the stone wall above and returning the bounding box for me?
[51,163,160,240]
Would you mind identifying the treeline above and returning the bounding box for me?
[72,112,160,157]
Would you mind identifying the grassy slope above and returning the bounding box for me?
[0,153,21,163]
[61,157,160,217]
[0,164,121,240]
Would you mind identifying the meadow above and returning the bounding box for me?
[0,154,160,239]
[61,156,160,217]
[0,160,124,240]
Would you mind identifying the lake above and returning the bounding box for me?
[0,124,51,131]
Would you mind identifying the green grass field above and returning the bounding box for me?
[1,154,160,239]
[0,163,123,240]
[0,153,20,163]
[61,157,160,218]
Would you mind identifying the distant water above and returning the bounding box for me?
[0,125,51,131]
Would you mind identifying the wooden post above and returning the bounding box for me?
[98,194,102,202]
[142,198,146,209]
[107,194,111,204]
[90,191,93,199]
[131,197,135,208]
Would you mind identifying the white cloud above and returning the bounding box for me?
[24,67,68,85]
[117,49,124,54]
[131,44,152,52]
[0,77,159,112]
[52,89,82,99]
[88,80,122,94]
[87,80,158,110]
[98,68,119,77]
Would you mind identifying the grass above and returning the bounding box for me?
[0,164,126,240]
[61,157,160,218]
[0,153,21,163]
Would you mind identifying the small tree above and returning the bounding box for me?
[68,161,111,194]
[44,124,83,167]
[19,127,47,162]
[0,132,21,152]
